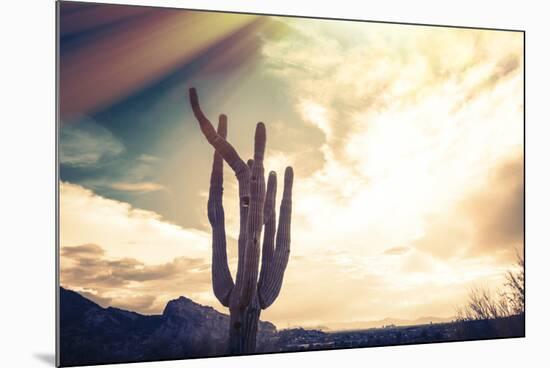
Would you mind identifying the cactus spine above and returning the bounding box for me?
[189,88,294,354]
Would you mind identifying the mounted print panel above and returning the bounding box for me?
[56,1,525,366]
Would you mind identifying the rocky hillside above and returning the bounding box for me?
[59,287,276,366]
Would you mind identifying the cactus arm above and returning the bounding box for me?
[257,172,277,294]
[189,88,249,181]
[258,166,293,309]
[239,123,267,307]
[208,115,234,307]
[189,86,252,291]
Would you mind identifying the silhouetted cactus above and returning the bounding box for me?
[189,88,294,354]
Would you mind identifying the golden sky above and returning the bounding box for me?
[59,5,523,329]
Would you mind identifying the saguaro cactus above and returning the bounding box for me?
[189,88,294,354]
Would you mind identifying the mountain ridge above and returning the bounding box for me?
[59,287,277,366]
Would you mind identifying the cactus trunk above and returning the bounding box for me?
[229,296,261,354]
[189,88,294,354]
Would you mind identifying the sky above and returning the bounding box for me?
[58,2,524,328]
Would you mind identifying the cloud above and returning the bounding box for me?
[462,154,524,258]
[60,116,124,167]
[60,243,104,258]
[457,52,521,111]
[111,295,158,312]
[60,182,209,264]
[254,20,523,325]
[78,291,113,307]
[259,19,523,261]
[413,154,523,262]
[137,154,160,163]
[62,244,203,285]
[399,249,437,274]
[61,243,211,313]
[110,181,167,193]
[262,247,505,325]
[413,214,471,260]
[299,100,332,139]
[383,246,411,256]
[60,182,233,315]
